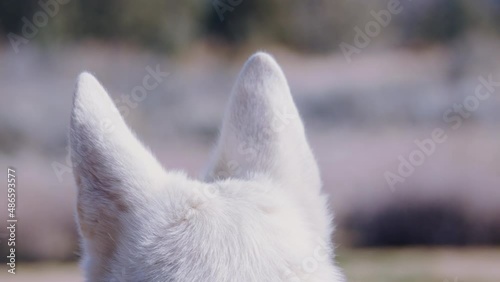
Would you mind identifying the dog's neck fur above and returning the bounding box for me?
[70,52,345,281]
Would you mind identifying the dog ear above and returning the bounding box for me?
[205,52,321,192]
[70,72,166,258]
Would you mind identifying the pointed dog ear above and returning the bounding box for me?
[70,72,166,257]
[205,52,321,192]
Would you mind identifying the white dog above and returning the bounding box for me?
[70,52,345,282]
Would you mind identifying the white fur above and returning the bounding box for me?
[70,52,345,282]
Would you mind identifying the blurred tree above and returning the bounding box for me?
[486,0,500,33]
[0,0,205,52]
[0,0,39,35]
[1,0,497,53]
[70,0,205,51]
[75,0,122,39]
[398,0,467,46]
[204,0,362,53]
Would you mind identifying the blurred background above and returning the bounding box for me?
[1,0,500,281]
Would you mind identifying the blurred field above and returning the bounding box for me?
[1,248,499,281]
[339,248,500,282]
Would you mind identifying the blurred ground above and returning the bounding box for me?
[1,248,499,282]
[340,248,500,282]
